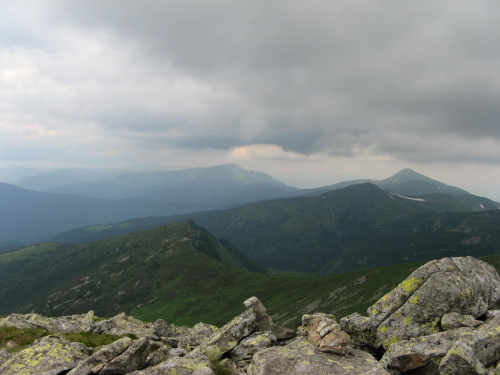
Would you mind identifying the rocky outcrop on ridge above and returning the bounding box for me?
[341,256,500,374]
[0,256,499,374]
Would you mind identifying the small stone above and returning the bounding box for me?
[318,330,351,354]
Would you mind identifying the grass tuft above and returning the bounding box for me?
[0,326,49,353]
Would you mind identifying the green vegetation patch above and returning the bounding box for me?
[0,326,49,353]
[0,243,58,265]
[0,326,137,354]
[60,331,135,348]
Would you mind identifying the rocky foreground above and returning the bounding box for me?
[1,256,499,375]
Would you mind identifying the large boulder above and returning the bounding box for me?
[192,307,257,361]
[247,337,389,375]
[132,352,215,375]
[0,313,51,330]
[190,298,267,362]
[99,337,151,374]
[48,311,95,333]
[230,331,276,369]
[439,341,487,375]
[101,312,157,339]
[0,335,87,375]
[0,311,95,334]
[243,296,272,331]
[380,312,500,373]
[67,336,133,375]
[341,257,500,349]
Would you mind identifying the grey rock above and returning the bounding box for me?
[341,257,500,349]
[244,296,272,331]
[69,341,92,356]
[99,337,151,374]
[153,319,174,338]
[135,352,215,374]
[0,349,11,365]
[298,314,351,355]
[230,331,276,362]
[169,347,189,357]
[318,330,351,355]
[441,312,483,330]
[160,337,180,347]
[189,322,218,337]
[0,335,87,375]
[0,311,95,334]
[0,313,51,330]
[192,307,257,361]
[248,337,388,375]
[439,341,487,375]
[177,335,205,350]
[67,336,133,375]
[485,309,500,319]
[270,324,296,341]
[107,313,156,339]
[93,319,112,334]
[380,313,500,373]
[145,345,170,367]
[48,311,94,333]
[298,313,335,336]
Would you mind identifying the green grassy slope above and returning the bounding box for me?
[191,184,500,274]
[0,221,264,318]
[1,219,499,328]
[47,184,500,275]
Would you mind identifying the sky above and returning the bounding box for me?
[1,1,500,200]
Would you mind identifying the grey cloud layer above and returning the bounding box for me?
[3,0,500,164]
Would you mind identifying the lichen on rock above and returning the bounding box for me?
[341,257,500,349]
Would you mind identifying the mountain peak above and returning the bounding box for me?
[385,168,431,184]
[378,169,469,197]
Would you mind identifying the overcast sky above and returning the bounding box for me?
[1,1,499,200]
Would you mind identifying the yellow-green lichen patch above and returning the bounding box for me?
[403,317,412,325]
[326,358,343,365]
[200,345,223,362]
[400,277,423,295]
[383,336,399,349]
[300,360,310,365]
[379,326,387,333]
[420,318,440,334]
[409,295,419,304]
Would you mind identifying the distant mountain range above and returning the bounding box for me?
[10,163,297,203]
[302,168,470,197]
[0,164,296,243]
[1,164,498,247]
[48,183,500,275]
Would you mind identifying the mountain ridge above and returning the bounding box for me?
[46,183,500,275]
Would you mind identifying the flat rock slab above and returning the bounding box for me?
[133,354,215,375]
[248,337,389,375]
[0,335,87,375]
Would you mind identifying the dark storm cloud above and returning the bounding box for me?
[13,1,500,163]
